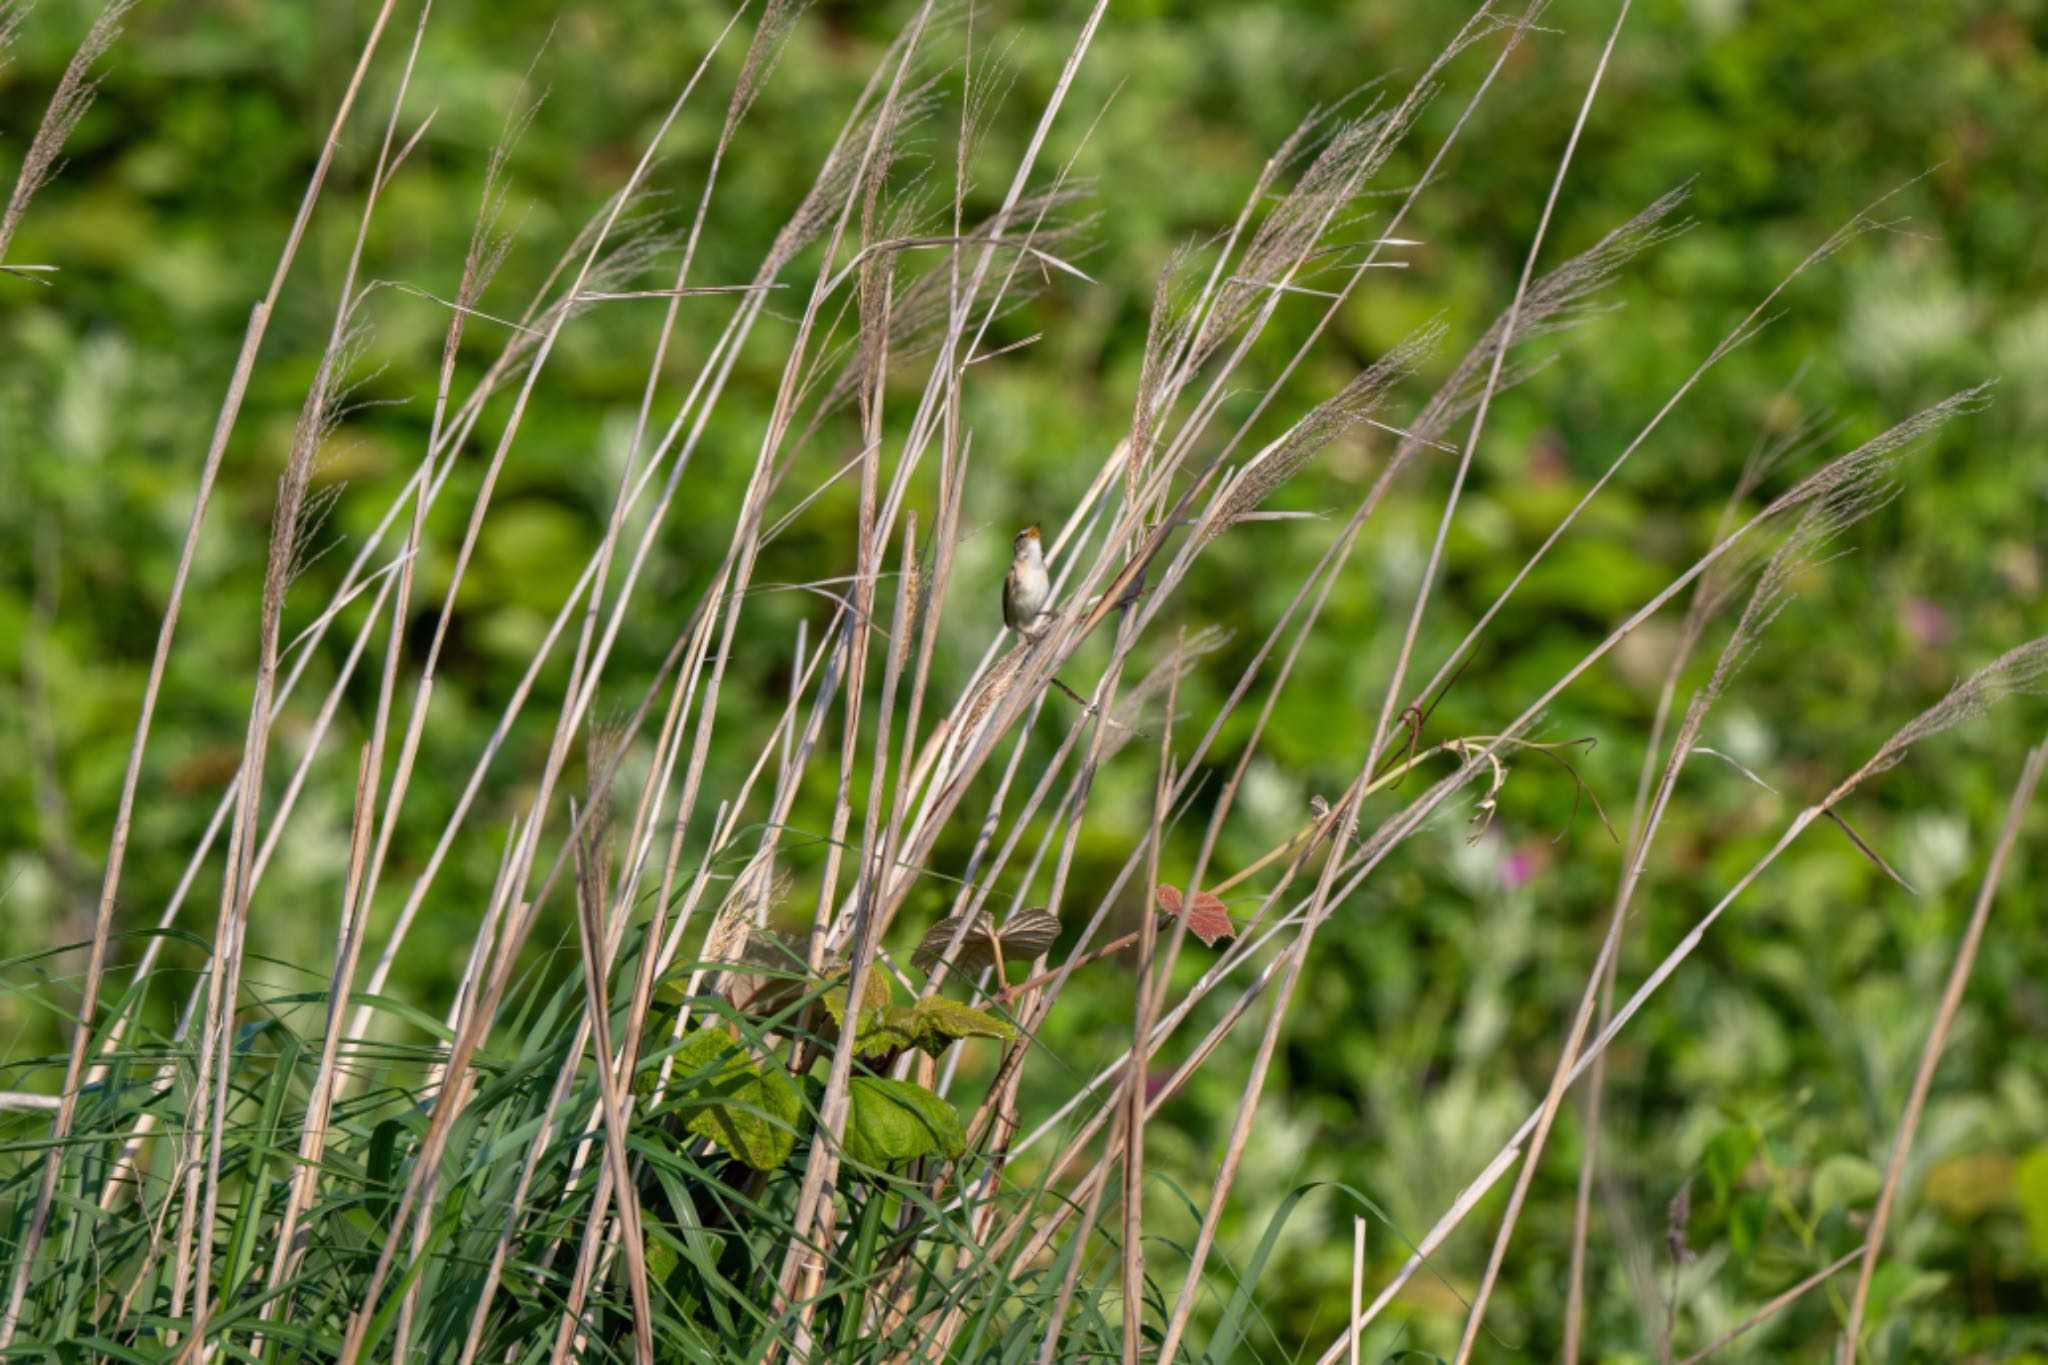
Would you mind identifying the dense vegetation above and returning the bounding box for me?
[3,1,2045,1360]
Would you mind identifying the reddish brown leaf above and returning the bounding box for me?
[1154,883,1236,947]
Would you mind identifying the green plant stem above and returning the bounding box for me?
[837,1182,890,1355]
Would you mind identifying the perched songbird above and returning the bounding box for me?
[1002,524,1051,637]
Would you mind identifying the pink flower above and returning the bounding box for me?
[1502,843,1543,891]
[1901,596,1953,649]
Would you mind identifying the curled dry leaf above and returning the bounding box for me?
[714,927,816,1017]
[912,906,1061,973]
[1154,884,1237,947]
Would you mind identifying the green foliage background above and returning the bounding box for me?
[4,0,2047,1358]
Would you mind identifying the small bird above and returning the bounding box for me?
[1002,524,1051,638]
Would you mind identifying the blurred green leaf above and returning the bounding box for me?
[2015,1146,2048,1260]
[1809,1153,1883,1221]
[1705,1124,1759,1206]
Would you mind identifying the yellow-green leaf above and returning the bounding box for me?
[854,1006,919,1059]
[822,969,895,1029]
[908,995,1016,1057]
[2015,1145,2048,1258]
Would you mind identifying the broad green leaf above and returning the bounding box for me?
[842,1077,965,1169]
[670,1027,802,1171]
[671,1025,752,1081]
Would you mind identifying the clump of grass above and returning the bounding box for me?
[2,2,2040,1363]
